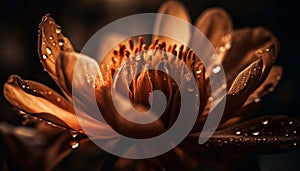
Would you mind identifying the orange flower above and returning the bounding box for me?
[3,1,299,170]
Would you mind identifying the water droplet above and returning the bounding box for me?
[48,91,52,95]
[253,97,261,103]
[276,75,282,80]
[195,66,202,74]
[289,121,293,125]
[293,130,297,134]
[21,85,26,89]
[42,41,46,45]
[52,42,56,46]
[219,46,225,53]
[208,96,214,102]
[46,47,52,55]
[56,26,62,34]
[58,39,64,46]
[70,141,79,149]
[56,97,61,102]
[42,54,48,60]
[285,133,289,137]
[224,140,228,144]
[135,55,141,61]
[49,36,53,40]
[249,129,260,136]
[70,131,78,138]
[293,142,297,146]
[235,130,242,135]
[186,83,195,92]
[225,42,231,49]
[261,117,269,125]
[212,65,221,73]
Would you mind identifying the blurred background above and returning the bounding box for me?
[0,0,299,170]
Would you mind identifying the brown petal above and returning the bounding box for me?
[96,86,165,139]
[3,75,81,131]
[56,51,104,106]
[38,14,75,101]
[221,59,263,123]
[194,8,233,48]
[222,27,279,87]
[38,14,74,82]
[244,66,283,107]
[153,1,191,47]
[196,115,300,154]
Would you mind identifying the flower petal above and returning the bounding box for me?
[244,66,283,107]
[38,14,74,82]
[96,86,165,139]
[221,59,263,123]
[187,115,300,154]
[194,8,233,48]
[222,27,279,86]
[0,123,75,170]
[153,1,191,47]
[3,75,81,131]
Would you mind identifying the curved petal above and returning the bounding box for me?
[244,66,283,107]
[153,1,191,47]
[3,75,80,131]
[186,115,300,154]
[194,8,233,48]
[222,27,279,87]
[38,14,75,100]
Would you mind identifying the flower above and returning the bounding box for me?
[2,1,300,170]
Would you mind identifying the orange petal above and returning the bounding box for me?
[3,75,80,130]
[194,8,233,48]
[153,1,191,47]
[38,14,75,99]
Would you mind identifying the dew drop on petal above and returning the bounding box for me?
[70,141,79,149]
[46,47,52,55]
[195,66,202,74]
[253,97,261,103]
[249,129,260,136]
[186,83,195,92]
[261,117,269,125]
[225,42,231,50]
[56,26,62,34]
[58,39,64,46]
[235,130,242,135]
[42,54,48,60]
[56,97,61,102]
[49,36,53,40]
[212,65,221,74]
[21,85,26,89]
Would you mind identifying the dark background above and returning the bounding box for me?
[0,0,299,170]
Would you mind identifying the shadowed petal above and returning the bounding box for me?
[194,8,233,48]
[244,66,283,107]
[187,115,300,154]
[222,27,279,87]
[38,14,75,100]
[153,1,191,47]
